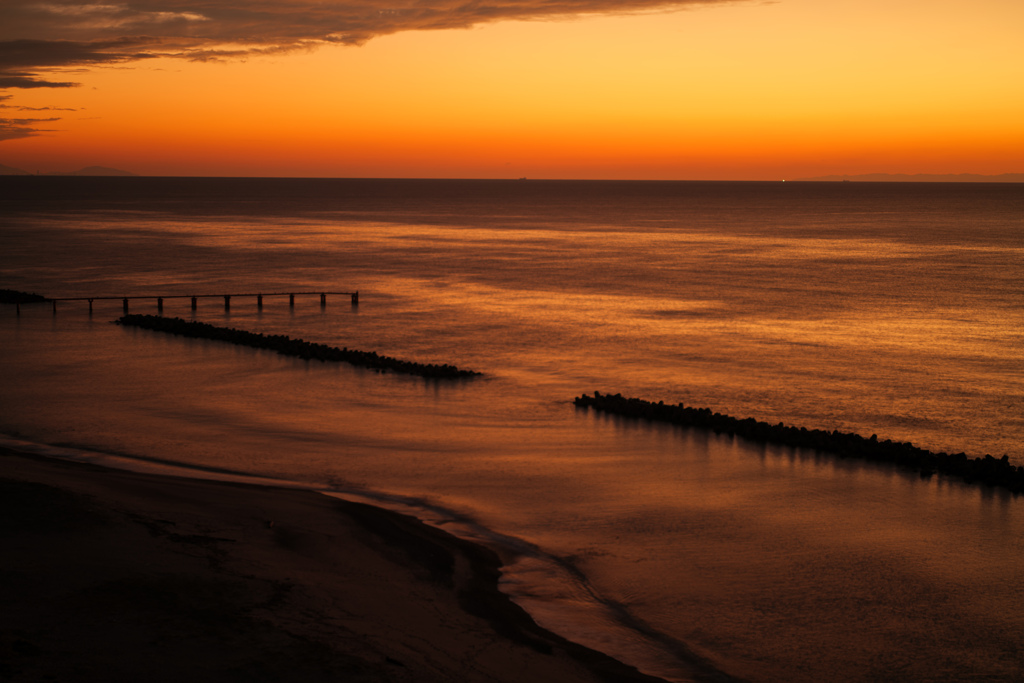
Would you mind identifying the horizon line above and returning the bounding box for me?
[3,166,1024,183]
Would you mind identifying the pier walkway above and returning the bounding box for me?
[16,291,358,314]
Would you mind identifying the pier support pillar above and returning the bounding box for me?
[351,291,359,305]
[88,299,93,314]
[123,298,129,314]
[320,292,326,308]
[157,297,163,313]
[289,294,295,308]
[224,295,231,311]
[52,300,57,315]
[257,294,263,310]
[191,296,197,311]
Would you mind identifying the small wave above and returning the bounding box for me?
[305,490,737,682]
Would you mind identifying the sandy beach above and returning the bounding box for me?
[0,447,668,683]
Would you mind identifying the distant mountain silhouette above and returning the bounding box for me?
[46,166,138,176]
[798,172,1024,183]
[0,164,138,176]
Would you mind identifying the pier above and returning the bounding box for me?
[13,291,359,315]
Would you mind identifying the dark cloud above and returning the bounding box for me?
[0,37,160,69]
[0,104,80,111]
[0,74,78,88]
[0,37,160,87]
[0,116,60,140]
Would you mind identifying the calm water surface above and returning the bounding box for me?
[2,178,1023,682]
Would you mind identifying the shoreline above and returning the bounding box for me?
[0,446,675,683]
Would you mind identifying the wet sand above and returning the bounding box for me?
[0,447,667,683]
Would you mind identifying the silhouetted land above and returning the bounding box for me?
[0,289,49,303]
[116,314,481,379]
[575,392,1023,493]
[798,172,1024,183]
[0,164,136,176]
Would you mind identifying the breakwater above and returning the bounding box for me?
[116,315,481,379]
[574,392,1023,493]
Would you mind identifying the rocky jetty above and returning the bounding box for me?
[116,314,481,379]
[574,392,1023,493]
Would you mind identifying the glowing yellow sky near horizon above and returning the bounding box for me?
[3,0,1023,178]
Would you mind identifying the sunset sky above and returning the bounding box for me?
[2,0,1022,179]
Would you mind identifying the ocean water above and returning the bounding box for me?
[2,177,1023,682]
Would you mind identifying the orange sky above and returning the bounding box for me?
[2,0,1023,179]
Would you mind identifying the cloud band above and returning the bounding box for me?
[2,0,729,87]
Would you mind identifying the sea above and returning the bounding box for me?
[2,177,1023,682]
